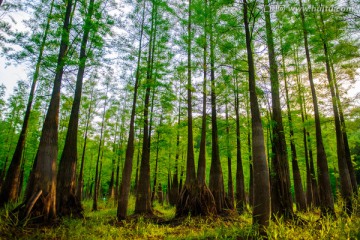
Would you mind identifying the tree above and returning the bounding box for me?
[208,0,227,213]
[299,0,335,217]
[176,0,216,217]
[0,0,55,208]
[17,0,74,222]
[243,0,270,230]
[56,0,99,217]
[117,0,146,220]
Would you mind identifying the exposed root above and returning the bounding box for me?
[57,194,84,218]
[175,183,217,217]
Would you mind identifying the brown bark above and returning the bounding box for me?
[57,0,95,217]
[264,0,293,219]
[234,76,246,213]
[225,102,234,209]
[76,84,95,201]
[331,63,358,194]
[117,0,146,220]
[197,7,208,185]
[0,0,54,208]
[208,0,226,213]
[18,0,73,222]
[280,41,306,211]
[322,39,353,214]
[299,0,335,217]
[92,88,108,211]
[134,1,157,215]
[243,0,270,229]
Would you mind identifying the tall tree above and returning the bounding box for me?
[17,0,74,222]
[117,0,146,220]
[208,0,227,213]
[280,39,307,211]
[134,0,158,215]
[176,0,216,217]
[57,0,97,217]
[299,0,335,217]
[0,0,55,208]
[317,9,353,214]
[243,0,270,229]
[263,0,293,219]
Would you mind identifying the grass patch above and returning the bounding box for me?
[1,197,360,239]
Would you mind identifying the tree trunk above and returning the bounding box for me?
[117,0,146,220]
[322,39,353,214]
[234,76,246,213]
[243,0,270,229]
[225,102,234,209]
[209,0,226,213]
[0,0,54,208]
[280,42,307,212]
[331,63,358,194]
[18,0,73,222]
[92,89,108,211]
[151,117,162,203]
[197,6,208,185]
[76,84,95,201]
[134,1,157,215]
[57,0,95,217]
[264,0,293,219]
[176,0,216,217]
[299,0,335,217]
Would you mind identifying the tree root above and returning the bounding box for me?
[176,183,217,217]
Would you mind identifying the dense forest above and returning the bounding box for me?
[0,0,360,238]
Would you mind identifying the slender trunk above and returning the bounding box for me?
[134,1,157,215]
[246,95,253,207]
[57,0,95,217]
[209,0,226,213]
[170,100,181,205]
[117,0,146,220]
[281,41,306,211]
[93,92,108,211]
[299,0,335,216]
[185,0,196,185]
[151,117,162,203]
[225,102,234,208]
[244,0,270,229]
[234,76,246,213]
[0,0,55,208]
[197,1,208,184]
[19,0,73,222]
[322,39,352,214]
[264,0,293,219]
[76,86,95,200]
[331,63,358,194]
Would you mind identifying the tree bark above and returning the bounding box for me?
[264,0,293,219]
[0,0,54,208]
[134,1,157,215]
[92,87,108,211]
[233,75,246,213]
[19,0,73,222]
[117,0,146,220]
[243,0,270,229]
[57,0,95,217]
[280,41,306,211]
[299,0,335,217]
[209,0,226,213]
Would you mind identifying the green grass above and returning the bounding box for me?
[1,198,360,239]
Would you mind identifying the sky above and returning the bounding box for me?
[0,57,28,99]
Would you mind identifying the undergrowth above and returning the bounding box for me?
[1,196,360,239]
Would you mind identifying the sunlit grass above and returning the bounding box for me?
[1,196,360,239]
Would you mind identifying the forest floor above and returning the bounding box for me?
[1,196,360,239]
